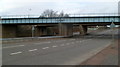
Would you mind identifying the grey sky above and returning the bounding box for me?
[0,0,120,16]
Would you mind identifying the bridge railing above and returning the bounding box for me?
[69,13,119,17]
[1,16,120,24]
[1,13,119,19]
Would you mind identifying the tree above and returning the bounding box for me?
[64,14,69,17]
[58,11,69,17]
[40,9,69,17]
[59,11,64,17]
[41,9,58,17]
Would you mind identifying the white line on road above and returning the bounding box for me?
[3,45,25,49]
[42,47,49,49]
[52,46,57,48]
[29,49,38,52]
[10,52,22,55]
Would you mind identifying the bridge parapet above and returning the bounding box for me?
[1,16,120,24]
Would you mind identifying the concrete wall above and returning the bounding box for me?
[17,25,32,37]
[79,25,88,35]
[17,25,48,37]
[73,26,80,32]
[36,27,47,36]
[59,23,73,37]
[2,25,17,38]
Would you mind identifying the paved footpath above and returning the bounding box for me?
[80,39,119,66]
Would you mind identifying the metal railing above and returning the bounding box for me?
[1,13,119,19]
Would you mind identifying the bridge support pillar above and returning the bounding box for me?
[59,23,73,37]
[79,25,88,35]
[2,25,17,38]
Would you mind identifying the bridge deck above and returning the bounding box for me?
[1,16,120,24]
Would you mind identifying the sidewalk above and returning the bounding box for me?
[80,39,119,65]
[2,36,65,44]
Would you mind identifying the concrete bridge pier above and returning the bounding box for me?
[59,23,73,37]
[79,25,88,35]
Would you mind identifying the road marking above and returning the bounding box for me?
[52,46,57,48]
[3,45,25,49]
[42,47,49,49]
[10,52,22,55]
[29,49,38,52]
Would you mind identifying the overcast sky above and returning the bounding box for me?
[0,0,120,16]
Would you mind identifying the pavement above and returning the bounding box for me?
[80,40,118,65]
[2,28,119,66]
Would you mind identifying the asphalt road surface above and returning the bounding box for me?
[2,29,119,65]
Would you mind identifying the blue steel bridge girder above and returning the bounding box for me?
[1,16,120,24]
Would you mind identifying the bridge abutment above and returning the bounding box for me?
[59,23,73,37]
[79,25,88,35]
[2,25,17,38]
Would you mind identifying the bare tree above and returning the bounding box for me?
[59,11,69,17]
[64,14,69,17]
[40,9,69,17]
[59,11,64,17]
[41,9,58,17]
